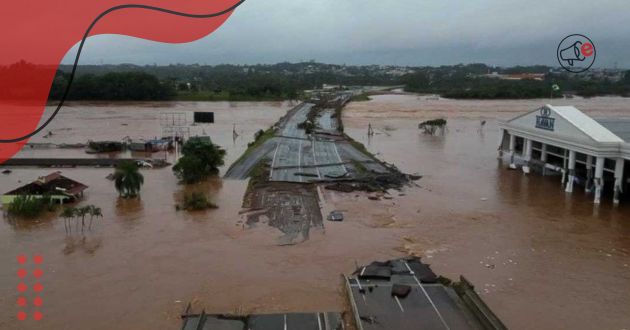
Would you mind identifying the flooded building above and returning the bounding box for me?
[499,105,630,204]
[1,171,88,205]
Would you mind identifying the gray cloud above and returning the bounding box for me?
[62,0,630,67]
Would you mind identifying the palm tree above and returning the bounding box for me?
[77,206,92,232]
[88,206,103,230]
[113,160,144,198]
[60,207,76,233]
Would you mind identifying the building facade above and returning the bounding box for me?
[498,105,630,205]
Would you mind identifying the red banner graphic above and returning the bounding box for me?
[0,0,242,162]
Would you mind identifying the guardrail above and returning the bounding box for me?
[453,276,508,330]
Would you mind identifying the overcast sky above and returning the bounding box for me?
[62,0,630,68]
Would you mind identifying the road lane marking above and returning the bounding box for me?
[298,140,303,183]
[394,296,405,312]
[317,313,323,330]
[269,142,280,180]
[405,262,450,330]
[332,142,347,174]
[312,138,322,179]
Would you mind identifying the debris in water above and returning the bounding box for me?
[327,210,344,221]
[418,118,447,135]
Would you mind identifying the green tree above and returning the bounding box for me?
[60,207,77,232]
[173,137,226,184]
[77,206,92,231]
[88,206,103,230]
[113,160,144,198]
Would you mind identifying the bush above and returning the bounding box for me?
[6,195,55,218]
[172,155,205,184]
[173,137,226,184]
[179,192,218,211]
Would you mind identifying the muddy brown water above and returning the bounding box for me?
[0,97,629,329]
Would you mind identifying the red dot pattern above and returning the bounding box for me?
[17,282,27,292]
[33,283,43,292]
[16,254,43,321]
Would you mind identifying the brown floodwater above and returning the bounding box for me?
[342,94,630,329]
[0,97,629,329]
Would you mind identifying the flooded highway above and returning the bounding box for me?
[1,96,630,329]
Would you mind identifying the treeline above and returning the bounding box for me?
[41,62,630,101]
[402,63,630,99]
[546,72,630,97]
[49,71,175,101]
[54,62,397,101]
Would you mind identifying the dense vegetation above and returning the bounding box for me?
[50,71,175,101]
[173,137,226,184]
[402,64,630,99]
[6,195,56,218]
[40,62,630,101]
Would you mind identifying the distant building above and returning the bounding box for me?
[483,73,545,81]
[1,172,88,205]
[499,105,629,205]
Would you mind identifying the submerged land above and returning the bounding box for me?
[1,93,630,329]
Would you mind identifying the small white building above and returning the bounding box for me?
[498,105,630,205]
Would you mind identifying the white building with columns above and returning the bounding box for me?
[498,105,630,205]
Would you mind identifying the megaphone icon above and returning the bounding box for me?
[559,41,585,66]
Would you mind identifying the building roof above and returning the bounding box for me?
[594,118,630,143]
[500,104,630,160]
[3,171,88,197]
[549,105,624,143]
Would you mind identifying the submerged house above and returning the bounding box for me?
[1,172,88,205]
[498,105,630,205]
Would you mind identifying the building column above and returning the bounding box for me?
[540,143,548,176]
[522,138,532,174]
[614,158,625,205]
[498,130,505,158]
[561,150,568,186]
[508,134,517,169]
[585,155,593,193]
[594,156,605,204]
[565,150,576,193]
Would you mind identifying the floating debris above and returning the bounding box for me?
[327,210,344,221]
